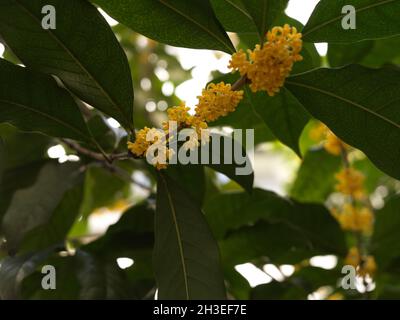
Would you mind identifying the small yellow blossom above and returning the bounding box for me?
[166,103,191,125]
[359,256,377,277]
[327,293,344,300]
[325,131,348,156]
[309,122,328,142]
[335,168,365,200]
[127,127,152,157]
[332,204,374,234]
[229,24,303,96]
[344,247,361,268]
[228,50,250,76]
[195,82,244,122]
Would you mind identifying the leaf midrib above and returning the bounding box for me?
[286,80,400,130]
[159,0,234,53]
[0,99,88,140]
[13,0,131,128]
[303,0,396,38]
[160,173,190,300]
[223,0,252,20]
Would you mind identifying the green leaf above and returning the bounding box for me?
[328,36,400,68]
[286,65,400,181]
[0,249,53,299]
[241,0,289,40]
[0,0,134,131]
[75,250,135,299]
[0,161,46,226]
[20,183,84,253]
[165,164,205,206]
[371,195,400,269]
[1,161,82,254]
[0,59,91,141]
[210,0,257,33]
[205,133,254,193]
[79,166,129,218]
[290,148,342,203]
[328,41,374,67]
[219,222,320,265]
[248,87,310,157]
[205,188,346,255]
[303,0,400,43]
[93,0,235,54]
[0,124,50,170]
[155,173,226,299]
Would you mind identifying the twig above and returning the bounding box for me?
[231,75,248,91]
[60,139,152,191]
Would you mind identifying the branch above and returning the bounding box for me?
[60,139,152,191]
[231,75,248,91]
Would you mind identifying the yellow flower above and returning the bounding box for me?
[335,168,365,200]
[325,131,349,156]
[229,24,303,96]
[309,122,328,142]
[146,145,174,170]
[344,247,361,268]
[166,103,191,125]
[359,256,377,277]
[333,204,374,234]
[228,50,250,76]
[195,82,244,122]
[344,248,377,277]
[127,127,152,157]
[327,293,344,300]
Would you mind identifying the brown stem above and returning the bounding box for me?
[231,75,248,91]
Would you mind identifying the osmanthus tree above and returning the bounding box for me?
[0,0,399,300]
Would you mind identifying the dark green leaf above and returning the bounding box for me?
[286,65,400,180]
[205,188,346,255]
[93,0,235,53]
[205,133,254,193]
[242,0,289,40]
[155,173,226,299]
[20,183,84,253]
[371,195,400,269]
[248,87,310,156]
[79,166,129,218]
[303,0,400,43]
[210,0,256,33]
[328,41,374,67]
[291,148,342,203]
[219,222,320,265]
[0,249,53,299]
[2,161,82,254]
[0,124,50,169]
[0,0,134,131]
[0,59,91,141]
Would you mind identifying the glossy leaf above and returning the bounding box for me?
[0,59,91,141]
[303,0,400,43]
[210,0,256,33]
[286,65,400,180]
[242,0,289,40]
[155,173,226,299]
[0,0,134,131]
[248,87,310,157]
[93,0,235,53]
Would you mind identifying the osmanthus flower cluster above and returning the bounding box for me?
[310,122,377,278]
[128,82,244,169]
[128,24,302,170]
[229,24,303,96]
[344,247,377,278]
